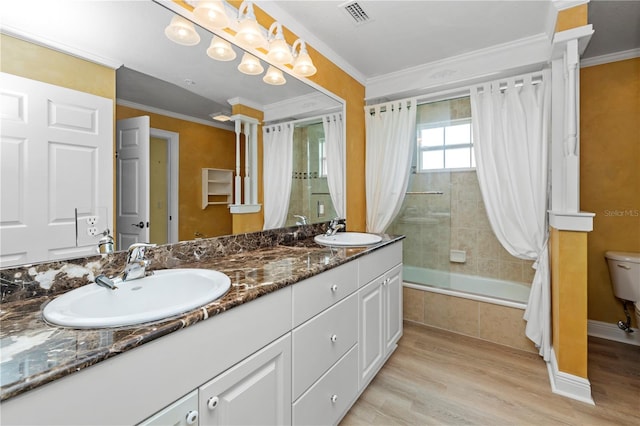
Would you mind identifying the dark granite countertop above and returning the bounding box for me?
[0,226,402,402]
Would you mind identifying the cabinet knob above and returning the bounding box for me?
[330,284,338,292]
[330,334,338,343]
[185,410,199,424]
[330,394,338,403]
[207,396,219,410]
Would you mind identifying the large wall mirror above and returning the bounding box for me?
[0,0,344,267]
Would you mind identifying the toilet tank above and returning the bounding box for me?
[605,251,640,302]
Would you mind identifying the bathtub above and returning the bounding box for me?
[403,265,530,309]
[402,265,536,352]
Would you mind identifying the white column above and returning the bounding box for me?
[250,122,259,205]
[548,25,594,231]
[234,120,242,205]
[243,122,251,205]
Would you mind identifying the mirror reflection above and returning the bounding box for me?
[0,0,343,267]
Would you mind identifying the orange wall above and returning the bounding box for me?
[551,228,588,378]
[117,105,235,240]
[0,34,115,99]
[580,57,640,326]
[555,4,588,32]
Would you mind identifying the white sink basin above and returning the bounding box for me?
[43,269,231,329]
[314,232,382,247]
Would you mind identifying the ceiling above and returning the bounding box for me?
[2,1,638,122]
[261,0,640,83]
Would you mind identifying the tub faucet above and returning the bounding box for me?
[325,218,346,236]
[294,215,308,225]
[122,243,157,281]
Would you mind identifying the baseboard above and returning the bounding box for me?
[547,347,594,405]
[587,320,640,346]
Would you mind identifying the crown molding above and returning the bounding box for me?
[116,99,233,130]
[1,26,121,69]
[581,48,640,68]
[365,33,551,101]
[552,0,590,12]
[227,96,264,112]
[254,0,367,85]
[263,92,340,123]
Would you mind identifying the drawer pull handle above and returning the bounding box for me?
[186,410,199,424]
[330,394,338,403]
[207,396,219,410]
[330,284,339,292]
[330,334,338,343]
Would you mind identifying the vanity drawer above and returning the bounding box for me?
[292,345,358,426]
[292,261,357,327]
[358,242,402,287]
[292,293,357,399]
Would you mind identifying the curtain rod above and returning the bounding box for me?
[264,109,342,128]
[367,69,548,111]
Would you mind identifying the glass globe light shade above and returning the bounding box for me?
[267,38,293,65]
[206,36,236,61]
[164,15,201,46]
[263,66,286,85]
[193,1,230,29]
[238,53,264,75]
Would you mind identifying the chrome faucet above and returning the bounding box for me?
[93,243,156,290]
[294,215,308,225]
[123,243,156,281]
[325,218,346,236]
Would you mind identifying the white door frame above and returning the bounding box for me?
[150,128,179,244]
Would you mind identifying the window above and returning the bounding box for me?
[417,119,474,171]
[318,137,327,177]
[415,96,474,172]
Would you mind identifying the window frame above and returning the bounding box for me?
[416,117,475,173]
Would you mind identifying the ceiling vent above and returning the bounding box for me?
[340,1,373,26]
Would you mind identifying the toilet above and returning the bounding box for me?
[605,251,640,329]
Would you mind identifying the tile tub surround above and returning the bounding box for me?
[0,224,403,401]
[403,287,537,353]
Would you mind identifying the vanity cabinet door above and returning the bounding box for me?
[198,334,291,426]
[138,390,199,426]
[358,275,385,390]
[358,261,403,391]
[384,264,403,355]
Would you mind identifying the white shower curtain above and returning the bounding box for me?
[263,123,294,229]
[365,99,417,233]
[323,113,345,218]
[470,71,551,361]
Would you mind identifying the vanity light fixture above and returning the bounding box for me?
[291,39,317,77]
[266,22,293,65]
[164,15,201,46]
[237,52,264,75]
[263,66,286,85]
[235,1,266,48]
[193,0,229,29]
[206,36,236,61]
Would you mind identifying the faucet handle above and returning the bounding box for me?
[127,242,156,262]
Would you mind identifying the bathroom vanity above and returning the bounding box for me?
[0,228,403,425]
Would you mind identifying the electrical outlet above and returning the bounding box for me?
[86,216,98,225]
[87,227,99,236]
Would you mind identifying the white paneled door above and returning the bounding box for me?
[116,116,150,250]
[0,72,113,267]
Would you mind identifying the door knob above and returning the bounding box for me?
[131,221,144,228]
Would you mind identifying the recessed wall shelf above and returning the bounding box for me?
[202,168,233,209]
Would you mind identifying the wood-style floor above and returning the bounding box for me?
[341,321,640,425]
